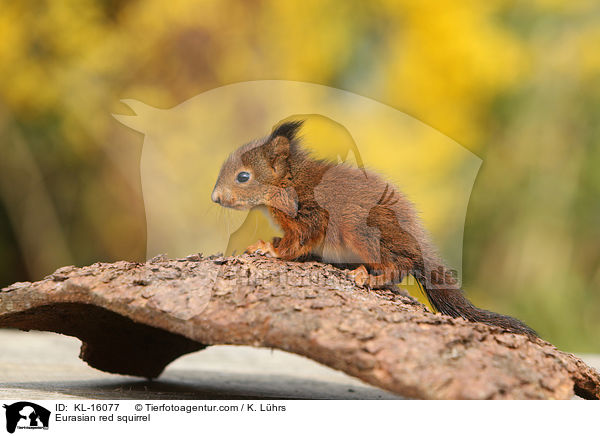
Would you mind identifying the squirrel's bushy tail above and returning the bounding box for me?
[418,281,537,337]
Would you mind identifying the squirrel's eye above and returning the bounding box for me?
[236,171,250,183]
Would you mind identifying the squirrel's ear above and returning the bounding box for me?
[264,136,290,174]
[269,136,290,158]
[263,120,303,174]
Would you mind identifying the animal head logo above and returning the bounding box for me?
[114,80,481,286]
[3,402,50,433]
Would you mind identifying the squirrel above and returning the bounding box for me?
[211,120,536,336]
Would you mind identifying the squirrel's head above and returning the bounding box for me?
[211,121,303,217]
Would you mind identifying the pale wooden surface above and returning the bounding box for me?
[0,330,401,400]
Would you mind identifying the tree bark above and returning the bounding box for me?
[0,253,598,400]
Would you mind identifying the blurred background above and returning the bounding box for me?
[0,0,598,352]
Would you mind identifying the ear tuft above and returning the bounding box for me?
[270,120,304,142]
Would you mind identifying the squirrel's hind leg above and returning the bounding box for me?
[348,265,369,286]
[246,240,279,257]
[366,262,403,289]
[348,262,403,289]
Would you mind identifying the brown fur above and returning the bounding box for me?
[212,121,536,336]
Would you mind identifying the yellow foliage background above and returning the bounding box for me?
[1,0,599,351]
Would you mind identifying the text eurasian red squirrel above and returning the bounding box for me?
[212,121,536,336]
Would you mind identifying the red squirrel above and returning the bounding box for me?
[211,121,536,336]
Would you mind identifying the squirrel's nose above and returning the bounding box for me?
[211,187,222,204]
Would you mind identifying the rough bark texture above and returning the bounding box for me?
[0,253,598,400]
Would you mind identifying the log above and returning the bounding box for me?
[0,253,598,400]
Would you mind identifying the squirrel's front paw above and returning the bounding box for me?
[246,240,279,258]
